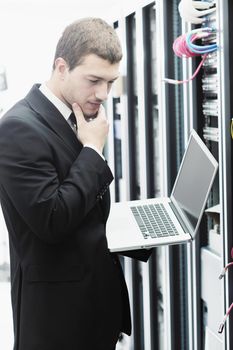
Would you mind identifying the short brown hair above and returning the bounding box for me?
[53,17,122,70]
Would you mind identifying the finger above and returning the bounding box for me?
[98,104,105,113]
[97,104,106,118]
[72,103,85,123]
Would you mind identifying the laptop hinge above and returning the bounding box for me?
[169,201,189,234]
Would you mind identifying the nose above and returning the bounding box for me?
[95,82,109,101]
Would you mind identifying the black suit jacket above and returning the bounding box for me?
[0,85,133,350]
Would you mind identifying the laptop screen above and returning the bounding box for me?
[171,131,218,235]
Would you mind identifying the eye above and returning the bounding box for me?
[89,79,99,84]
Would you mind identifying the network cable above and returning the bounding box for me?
[218,248,233,333]
[218,303,233,334]
[178,0,216,24]
[163,27,218,85]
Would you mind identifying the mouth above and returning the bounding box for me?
[86,102,102,112]
[88,101,102,107]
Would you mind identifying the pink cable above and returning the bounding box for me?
[219,261,233,279]
[225,262,233,271]
[226,303,233,317]
[218,250,233,333]
[163,53,208,85]
[173,34,199,58]
[218,303,233,333]
[163,31,210,84]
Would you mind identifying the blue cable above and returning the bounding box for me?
[186,29,218,55]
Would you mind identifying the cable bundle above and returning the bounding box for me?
[163,27,217,85]
[178,0,216,24]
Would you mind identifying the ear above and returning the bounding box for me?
[54,57,68,79]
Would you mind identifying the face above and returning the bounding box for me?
[57,54,120,118]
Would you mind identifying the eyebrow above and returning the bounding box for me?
[87,74,119,81]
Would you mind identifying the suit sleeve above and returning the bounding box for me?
[119,249,153,262]
[0,117,113,243]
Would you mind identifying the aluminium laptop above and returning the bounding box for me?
[106,129,218,252]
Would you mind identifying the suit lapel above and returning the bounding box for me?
[25,85,110,221]
[25,84,82,157]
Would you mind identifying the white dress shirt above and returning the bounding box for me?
[39,83,104,159]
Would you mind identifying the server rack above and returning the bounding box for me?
[228,1,233,348]
[106,0,233,349]
[183,1,232,349]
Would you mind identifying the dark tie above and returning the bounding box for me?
[68,112,77,132]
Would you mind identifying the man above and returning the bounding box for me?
[0,18,150,350]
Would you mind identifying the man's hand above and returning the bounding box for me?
[72,103,109,154]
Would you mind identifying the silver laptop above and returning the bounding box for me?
[106,130,218,252]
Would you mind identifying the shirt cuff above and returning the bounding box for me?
[83,144,105,160]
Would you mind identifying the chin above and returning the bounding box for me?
[84,110,98,118]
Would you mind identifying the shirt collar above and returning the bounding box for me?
[39,83,72,121]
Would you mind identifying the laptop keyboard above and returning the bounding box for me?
[130,203,179,239]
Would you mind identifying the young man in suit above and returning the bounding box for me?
[0,18,150,350]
